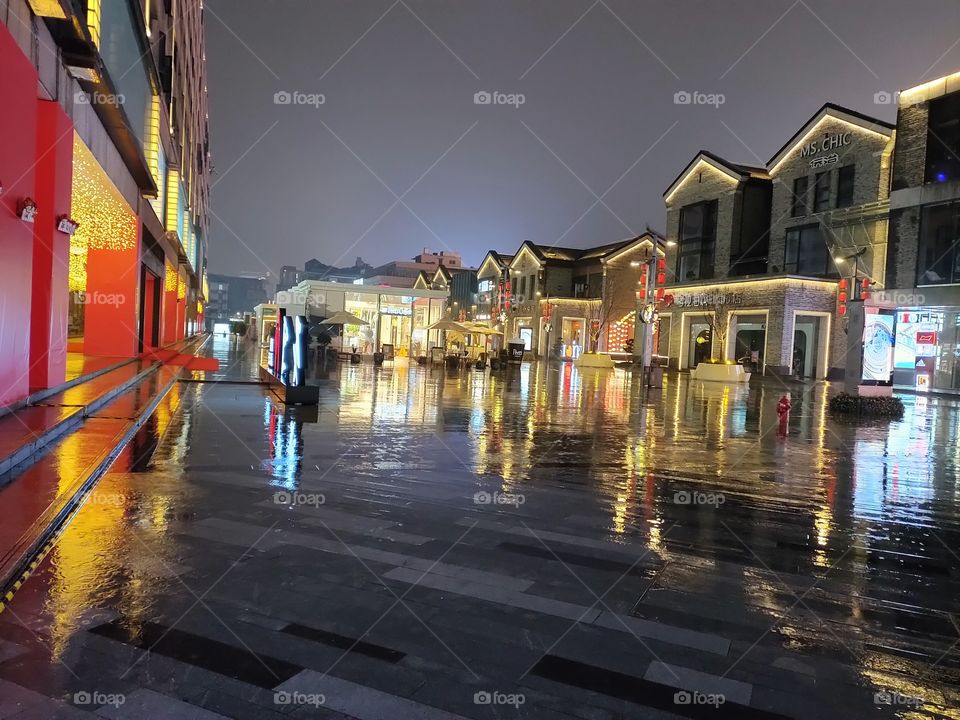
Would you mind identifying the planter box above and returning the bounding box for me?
[690,363,751,383]
[575,353,615,369]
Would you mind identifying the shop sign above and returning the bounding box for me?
[809,153,839,168]
[381,307,412,316]
[916,331,938,344]
[664,292,744,308]
[799,132,851,158]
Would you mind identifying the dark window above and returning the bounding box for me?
[813,171,831,212]
[676,200,717,282]
[784,225,837,277]
[573,276,588,298]
[917,201,960,285]
[519,275,527,298]
[510,277,517,296]
[586,273,603,298]
[836,166,855,208]
[791,177,809,217]
[925,93,960,185]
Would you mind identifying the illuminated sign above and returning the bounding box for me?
[916,331,938,344]
[800,132,851,158]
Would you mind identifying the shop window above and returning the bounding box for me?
[784,225,836,277]
[791,177,809,217]
[677,200,717,282]
[917,201,960,285]
[813,171,831,212]
[925,93,960,185]
[836,165,855,208]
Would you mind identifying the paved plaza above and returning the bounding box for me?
[1,340,959,719]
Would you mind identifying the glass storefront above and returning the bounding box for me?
[894,307,960,393]
[560,317,585,359]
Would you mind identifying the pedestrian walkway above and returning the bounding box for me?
[0,346,958,718]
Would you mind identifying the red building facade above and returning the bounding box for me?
[0,0,211,410]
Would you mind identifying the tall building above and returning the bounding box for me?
[207,273,269,326]
[0,0,210,408]
[363,249,464,287]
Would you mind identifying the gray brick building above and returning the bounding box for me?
[660,105,895,379]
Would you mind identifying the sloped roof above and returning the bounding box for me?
[664,150,770,200]
[767,102,895,171]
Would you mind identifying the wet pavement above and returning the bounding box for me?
[1,335,959,719]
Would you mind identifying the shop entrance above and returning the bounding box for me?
[684,314,713,369]
[560,317,585,359]
[793,314,827,378]
[729,312,767,373]
[379,314,412,357]
[138,266,161,352]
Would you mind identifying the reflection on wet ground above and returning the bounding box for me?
[1,341,959,719]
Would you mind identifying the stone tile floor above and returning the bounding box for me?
[1,338,959,718]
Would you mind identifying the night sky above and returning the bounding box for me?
[204,0,960,280]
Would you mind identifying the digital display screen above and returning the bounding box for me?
[862,311,895,382]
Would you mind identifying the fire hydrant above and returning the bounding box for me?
[777,394,792,436]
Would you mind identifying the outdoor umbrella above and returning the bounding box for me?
[317,311,369,352]
[426,319,469,351]
[319,311,369,326]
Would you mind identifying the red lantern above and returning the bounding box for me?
[838,305,847,317]
[838,291,847,303]
[838,278,848,290]
[656,272,666,285]
[657,258,666,271]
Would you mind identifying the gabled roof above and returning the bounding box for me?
[412,271,431,289]
[664,150,769,201]
[767,102,895,172]
[509,232,666,269]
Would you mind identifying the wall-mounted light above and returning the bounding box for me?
[18,198,37,223]
[57,215,80,235]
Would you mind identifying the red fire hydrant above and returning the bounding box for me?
[777,394,792,436]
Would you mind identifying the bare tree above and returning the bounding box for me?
[582,272,629,352]
[703,304,728,361]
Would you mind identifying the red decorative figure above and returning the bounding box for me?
[777,394,792,437]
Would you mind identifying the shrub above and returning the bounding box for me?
[828,392,904,418]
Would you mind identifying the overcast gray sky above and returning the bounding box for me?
[204,0,960,279]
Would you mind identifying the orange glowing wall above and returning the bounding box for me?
[30,101,74,392]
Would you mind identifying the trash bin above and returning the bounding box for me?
[508,340,525,363]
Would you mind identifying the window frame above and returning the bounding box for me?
[791,176,809,217]
[676,199,718,282]
[836,165,856,208]
[813,171,831,212]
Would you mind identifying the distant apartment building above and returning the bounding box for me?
[363,249,465,288]
[0,0,210,408]
[303,257,371,284]
[277,265,304,295]
[413,265,479,321]
[207,274,269,326]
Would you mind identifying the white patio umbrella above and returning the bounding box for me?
[426,319,469,351]
[318,311,369,352]
[320,311,369,326]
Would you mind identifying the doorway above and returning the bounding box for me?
[138,266,161,352]
[792,315,823,378]
[684,314,713,369]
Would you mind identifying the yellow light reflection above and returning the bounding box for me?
[69,134,138,292]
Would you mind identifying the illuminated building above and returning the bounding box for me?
[877,72,960,394]
[661,104,896,379]
[473,234,665,359]
[0,0,210,408]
